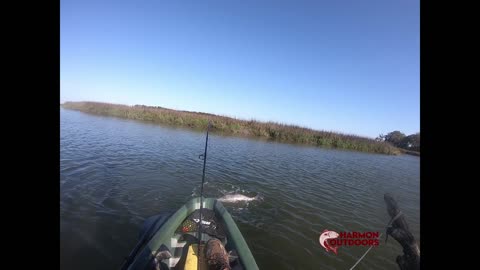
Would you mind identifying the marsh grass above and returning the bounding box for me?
[62,101,401,155]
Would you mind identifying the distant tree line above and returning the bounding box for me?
[376,131,420,152]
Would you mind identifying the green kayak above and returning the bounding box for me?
[120,197,259,270]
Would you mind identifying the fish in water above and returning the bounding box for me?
[319,229,339,255]
[217,194,260,203]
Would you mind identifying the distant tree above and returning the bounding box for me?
[403,132,420,151]
[384,131,406,147]
[382,131,420,151]
[398,137,410,149]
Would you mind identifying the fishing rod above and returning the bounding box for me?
[197,121,211,257]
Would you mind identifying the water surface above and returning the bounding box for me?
[60,108,420,270]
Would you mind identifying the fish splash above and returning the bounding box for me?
[217,194,262,203]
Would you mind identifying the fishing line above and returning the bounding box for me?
[349,211,403,270]
[348,233,382,270]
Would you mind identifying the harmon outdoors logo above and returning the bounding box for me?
[319,229,380,255]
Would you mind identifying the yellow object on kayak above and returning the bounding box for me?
[184,244,207,270]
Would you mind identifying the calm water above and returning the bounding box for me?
[60,108,420,270]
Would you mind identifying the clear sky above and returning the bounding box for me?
[61,0,419,138]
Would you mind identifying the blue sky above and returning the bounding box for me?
[61,0,419,138]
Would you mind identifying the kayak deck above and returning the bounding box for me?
[122,197,258,270]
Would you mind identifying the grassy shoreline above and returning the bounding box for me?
[62,101,402,155]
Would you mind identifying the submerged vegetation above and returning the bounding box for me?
[62,101,401,155]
